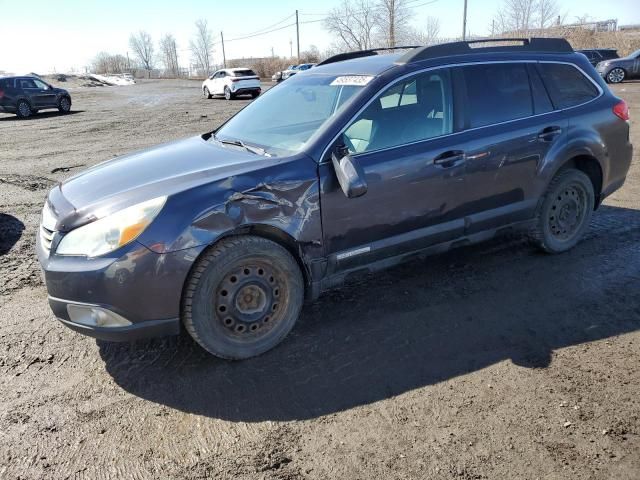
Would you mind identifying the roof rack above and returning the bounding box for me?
[316,46,420,66]
[397,37,573,64]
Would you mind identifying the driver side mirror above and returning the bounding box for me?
[331,144,368,198]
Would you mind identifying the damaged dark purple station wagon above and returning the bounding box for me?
[37,39,632,359]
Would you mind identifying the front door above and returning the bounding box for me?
[320,68,468,272]
[33,79,57,107]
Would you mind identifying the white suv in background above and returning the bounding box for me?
[202,68,261,100]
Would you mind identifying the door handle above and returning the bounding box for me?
[538,126,562,141]
[433,150,465,168]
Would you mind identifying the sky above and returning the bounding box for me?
[0,0,638,74]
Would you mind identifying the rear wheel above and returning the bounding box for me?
[530,169,594,253]
[607,68,625,84]
[203,87,212,99]
[183,236,304,360]
[16,100,32,118]
[58,96,71,113]
[224,86,234,100]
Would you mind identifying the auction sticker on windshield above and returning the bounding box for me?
[330,76,375,86]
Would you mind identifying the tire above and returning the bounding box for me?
[224,86,234,100]
[16,100,32,118]
[251,91,260,99]
[530,168,594,254]
[203,87,212,99]
[607,68,625,84]
[58,96,71,113]
[183,236,304,360]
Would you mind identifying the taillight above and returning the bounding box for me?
[613,100,629,121]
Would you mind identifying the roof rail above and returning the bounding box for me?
[397,38,573,64]
[317,46,420,66]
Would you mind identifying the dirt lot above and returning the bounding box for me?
[0,79,639,480]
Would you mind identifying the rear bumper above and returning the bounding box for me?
[232,86,261,95]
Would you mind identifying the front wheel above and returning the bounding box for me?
[183,236,304,360]
[58,96,71,113]
[16,100,32,118]
[203,87,212,99]
[224,86,234,100]
[530,169,594,253]
[607,68,625,84]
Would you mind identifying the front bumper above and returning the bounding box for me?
[37,234,205,341]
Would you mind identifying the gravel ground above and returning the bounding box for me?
[0,79,639,480]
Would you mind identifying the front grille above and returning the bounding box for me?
[40,224,55,255]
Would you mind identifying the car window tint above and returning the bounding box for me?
[343,69,453,154]
[20,79,37,89]
[233,69,256,77]
[527,64,554,114]
[537,63,599,109]
[462,63,533,128]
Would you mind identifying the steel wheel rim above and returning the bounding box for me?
[548,183,588,241]
[609,69,624,83]
[214,263,286,339]
[18,102,30,116]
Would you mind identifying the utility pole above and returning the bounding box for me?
[462,0,468,41]
[295,10,300,61]
[221,31,227,68]
[126,51,130,71]
[271,46,275,58]
[289,39,292,58]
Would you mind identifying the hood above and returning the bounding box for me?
[49,135,283,232]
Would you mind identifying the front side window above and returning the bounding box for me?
[462,63,533,128]
[34,79,49,89]
[537,63,599,109]
[215,74,367,156]
[343,69,452,154]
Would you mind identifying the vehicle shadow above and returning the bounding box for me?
[0,214,25,255]
[0,110,84,122]
[98,205,640,421]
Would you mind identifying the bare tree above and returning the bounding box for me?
[160,34,180,76]
[536,0,560,28]
[406,16,441,46]
[92,52,129,74]
[190,19,215,76]
[491,0,537,34]
[300,45,321,63]
[375,0,413,47]
[129,31,155,70]
[324,0,378,51]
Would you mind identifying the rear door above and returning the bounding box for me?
[16,77,41,107]
[452,62,567,233]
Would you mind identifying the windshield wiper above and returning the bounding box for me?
[213,135,272,157]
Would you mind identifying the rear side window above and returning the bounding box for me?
[600,50,618,60]
[461,63,533,128]
[537,63,599,109]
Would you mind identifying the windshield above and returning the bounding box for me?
[215,74,369,156]
[630,49,640,58]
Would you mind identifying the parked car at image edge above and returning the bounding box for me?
[272,63,315,82]
[202,68,261,100]
[596,48,640,83]
[37,38,632,360]
[0,76,72,118]
[576,48,618,67]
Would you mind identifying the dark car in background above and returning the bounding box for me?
[577,48,618,67]
[0,76,72,118]
[37,38,632,360]
[596,48,640,83]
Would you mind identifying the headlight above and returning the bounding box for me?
[56,196,166,257]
